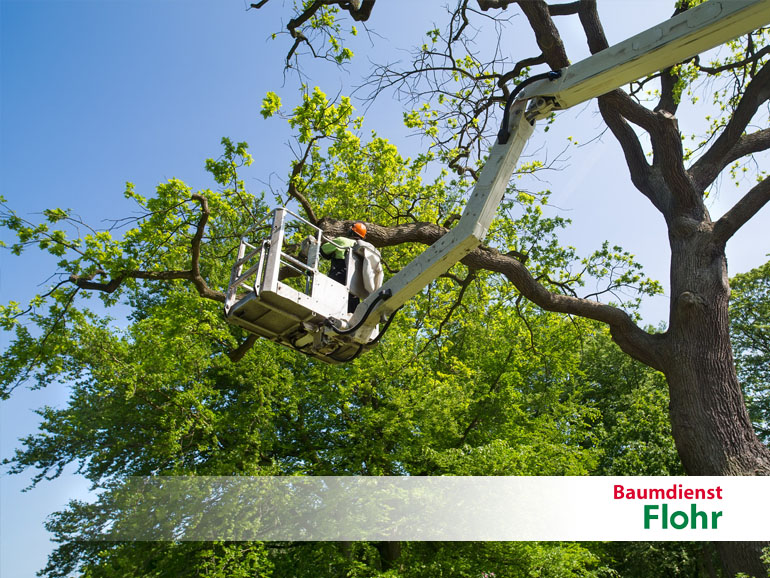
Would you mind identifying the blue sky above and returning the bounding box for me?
[2,1,769,576]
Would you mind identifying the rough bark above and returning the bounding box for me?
[715,542,769,578]
[664,223,770,477]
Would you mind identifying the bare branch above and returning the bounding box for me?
[548,2,580,17]
[514,0,570,69]
[713,176,770,245]
[287,139,319,224]
[451,0,472,43]
[696,45,770,75]
[689,62,770,191]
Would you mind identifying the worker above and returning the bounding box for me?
[320,221,383,313]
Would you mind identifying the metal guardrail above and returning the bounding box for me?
[225,207,350,313]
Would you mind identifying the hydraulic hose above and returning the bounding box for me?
[497,70,561,144]
[326,304,403,363]
[326,288,392,336]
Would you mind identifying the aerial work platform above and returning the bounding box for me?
[224,208,378,363]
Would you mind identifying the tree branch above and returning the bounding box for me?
[513,0,570,69]
[288,140,319,224]
[713,176,770,246]
[69,195,226,303]
[576,0,608,54]
[318,217,666,370]
[228,335,259,362]
[189,194,224,301]
[596,93,670,216]
[696,45,770,75]
[651,110,702,217]
[253,0,376,66]
[655,67,680,116]
[466,244,666,370]
[689,62,770,191]
[476,0,516,10]
[548,2,580,17]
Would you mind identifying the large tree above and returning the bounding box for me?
[2,0,769,576]
[248,1,770,573]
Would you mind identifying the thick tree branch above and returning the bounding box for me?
[596,94,671,216]
[466,244,666,370]
[575,0,688,219]
[514,0,570,69]
[599,88,662,135]
[548,2,580,17]
[579,0,686,208]
[576,0,608,54]
[476,0,516,11]
[319,216,666,370]
[689,128,770,202]
[713,176,770,245]
[469,1,572,68]
[689,62,770,191]
[650,110,702,217]
[228,335,259,362]
[599,88,703,219]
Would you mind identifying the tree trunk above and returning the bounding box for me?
[663,222,770,576]
[714,542,769,578]
[375,541,402,571]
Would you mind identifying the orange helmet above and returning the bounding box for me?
[351,221,367,239]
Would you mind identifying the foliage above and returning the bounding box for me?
[1,86,681,575]
[5,0,770,569]
[730,259,770,443]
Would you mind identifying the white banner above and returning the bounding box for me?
[100,476,770,541]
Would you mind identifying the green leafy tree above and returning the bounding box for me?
[730,260,770,443]
[4,0,770,576]
[245,1,770,574]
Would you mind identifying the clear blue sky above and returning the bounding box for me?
[2,1,768,576]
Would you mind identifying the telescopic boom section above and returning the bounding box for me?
[341,0,770,344]
[518,0,770,115]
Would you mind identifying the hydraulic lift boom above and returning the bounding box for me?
[226,0,770,362]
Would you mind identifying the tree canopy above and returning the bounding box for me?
[2,0,770,576]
